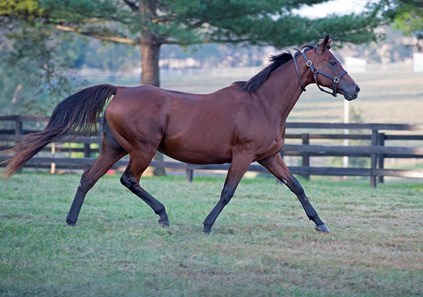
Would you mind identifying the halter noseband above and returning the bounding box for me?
[291,48,348,97]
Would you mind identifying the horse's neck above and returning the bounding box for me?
[256,62,305,124]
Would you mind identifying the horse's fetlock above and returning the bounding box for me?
[154,204,166,216]
[220,189,235,205]
[66,216,77,226]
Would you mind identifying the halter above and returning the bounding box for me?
[291,47,348,97]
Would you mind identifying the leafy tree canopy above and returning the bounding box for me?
[382,0,423,36]
[377,0,423,51]
[1,0,382,46]
[0,0,384,115]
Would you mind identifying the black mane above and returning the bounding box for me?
[233,45,313,93]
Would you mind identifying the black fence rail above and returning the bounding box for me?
[1,115,423,187]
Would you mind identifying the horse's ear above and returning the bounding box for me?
[317,34,332,54]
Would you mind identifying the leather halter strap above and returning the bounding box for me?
[289,49,306,92]
[291,48,348,97]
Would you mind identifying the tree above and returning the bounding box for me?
[1,0,383,88]
[380,0,423,51]
[0,19,82,115]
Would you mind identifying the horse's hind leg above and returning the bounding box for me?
[66,143,126,225]
[120,150,169,227]
[259,153,330,233]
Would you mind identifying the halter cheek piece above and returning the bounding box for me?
[291,48,348,97]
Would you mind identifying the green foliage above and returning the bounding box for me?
[2,0,383,47]
[0,22,85,115]
[151,0,405,50]
[392,1,423,36]
[382,0,423,37]
[155,0,381,46]
[0,0,42,20]
[157,0,381,46]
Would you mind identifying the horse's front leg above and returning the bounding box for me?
[203,154,254,234]
[259,153,330,233]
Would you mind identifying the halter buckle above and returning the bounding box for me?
[306,60,312,67]
[333,77,340,83]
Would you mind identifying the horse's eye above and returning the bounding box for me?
[329,60,337,66]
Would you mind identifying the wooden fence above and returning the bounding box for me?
[1,115,423,187]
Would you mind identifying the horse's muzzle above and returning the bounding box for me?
[342,85,360,101]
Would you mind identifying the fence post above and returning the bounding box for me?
[301,133,310,180]
[84,143,91,158]
[370,129,378,188]
[186,165,194,182]
[14,118,24,173]
[377,133,386,184]
[14,118,23,141]
[50,143,56,174]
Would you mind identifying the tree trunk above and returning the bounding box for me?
[139,0,161,87]
[141,40,161,87]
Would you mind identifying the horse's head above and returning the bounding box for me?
[297,35,360,101]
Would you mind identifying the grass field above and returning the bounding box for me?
[1,173,422,297]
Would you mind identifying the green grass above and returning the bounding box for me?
[1,174,422,297]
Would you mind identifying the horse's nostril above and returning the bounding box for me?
[356,85,360,93]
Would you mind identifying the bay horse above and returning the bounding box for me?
[3,35,359,234]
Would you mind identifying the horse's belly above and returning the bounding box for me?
[159,138,232,165]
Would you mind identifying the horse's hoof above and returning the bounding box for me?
[66,218,76,226]
[315,223,330,233]
[203,225,212,235]
[158,219,170,228]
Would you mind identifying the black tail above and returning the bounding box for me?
[2,84,118,178]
